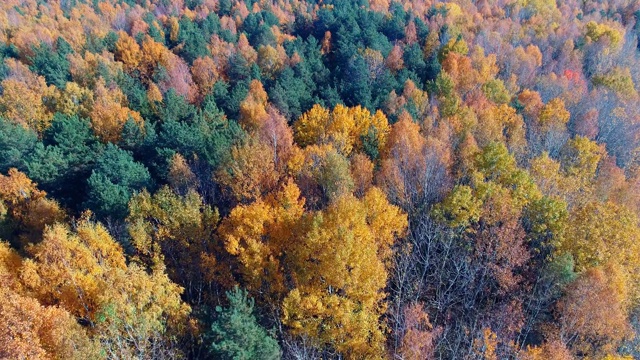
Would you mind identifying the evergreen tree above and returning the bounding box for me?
[0,117,37,172]
[29,38,72,88]
[85,144,152,219]
[176,16,209,64]
[340,55,372,109]
[210,287,281,360]
[26,114,101,208]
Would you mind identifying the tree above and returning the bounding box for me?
[28,38,72,89]
[378,113,451,214]
[475,104,527,158]
[239,79,269,131]
[558,201,640,299]
[0,117,37,173]
[26,114,101,208]
[85,144,152,219]
[351,152,374,198]
[209,287,281,360]
[0,77,54,133]
[167,153,197,195]
[585,21,623,48]
[175,16,209,64]
[156,101,242,173]
[0,168,64,247]
[191,56,219,98]
[216,137,279,203]
[429,142,557,357]
[528,98,570,155]
[0,285,101,360]
[538,98,570,133]
[556,265,632,358]
[219,180,407,358]
[90,79,144,143]
[257,45,285,79]
[432,184,483,229]
[157,53,198,103]
[385,44,404,73]
[218,180,305,296]
[237,33,258,64]
[560,136,605,189]
[128,186,232,304]
[340,55,373,109]
[20,219,190,358]
[519,339,574,360]
[0,240,101,359]
[592,67,637,99]
[399,303,441,360]
[294,144,354,206]
[269,67,314,121]
[52,82,93,118]
[294,104,389,157]
[282,188,407,358]
[114,31,141,73]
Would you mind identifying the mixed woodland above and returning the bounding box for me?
[1,0,640,358]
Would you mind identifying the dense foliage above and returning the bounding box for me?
[1,0,640,358]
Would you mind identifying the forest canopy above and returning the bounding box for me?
[1,0,640,359]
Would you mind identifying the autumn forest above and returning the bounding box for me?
[0,0,640,359]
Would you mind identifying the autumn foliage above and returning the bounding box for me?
[0,0,640,359]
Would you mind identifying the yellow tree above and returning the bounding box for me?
[294,104,389,156]
[558,201,640,299]
[90,79,143,142]
[0,77,54,133]
[519,339,574,360]
[114,31,141,72]
[282,188,407,358]
[219,181,407,358]
[0,59,56,133]
[475,104,527,158]
[257,105,296,172]
[139,35,170,77]
[378,113,451,212]
[239,79,269,131]
[0,240,101,359]
[0,168,65,247]
[585,21,624,47]
[257,45,286,78]
[191,56,219,98]
[167,153,198,195]
[293,144,354,206]
[351,153,374,198]
[538,98,570,133]
[52,81,94,118]
[0,285,101,360]
[218,179,305,297]
[127,186,232,305]
[20,219,190,357]
[216,136,280,203]
[293,104,331,148]
[561,136,605,182]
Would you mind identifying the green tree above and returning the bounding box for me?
[210,287,281,360]
[341,55,373,109]
[0,117,37,173]
[175,16,209,64]
[156,100,243,172]
[26,114,102,208]
[85,144,152,219]
[28,38,72,89]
